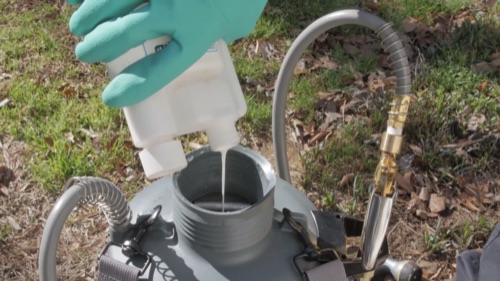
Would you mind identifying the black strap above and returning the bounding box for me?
[306,259,349,281]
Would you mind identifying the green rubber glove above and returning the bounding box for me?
[67,0,267,107]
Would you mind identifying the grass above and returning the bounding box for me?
[0,2,136,192]
[378,0,475,25]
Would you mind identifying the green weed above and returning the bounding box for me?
[0,3,136,192]
[378,0,474,25]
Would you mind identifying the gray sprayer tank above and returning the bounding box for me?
[106,145,318,280]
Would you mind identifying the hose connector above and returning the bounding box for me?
[67,177,132,230]
[387,95,411,130]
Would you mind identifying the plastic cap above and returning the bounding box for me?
[139,140,187,179]
[206,119,240,152]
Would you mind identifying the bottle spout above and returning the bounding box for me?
[206,118,241,152]
[360,189,395,270]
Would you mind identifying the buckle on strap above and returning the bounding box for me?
[98,205,162,276]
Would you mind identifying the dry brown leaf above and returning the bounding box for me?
[490,58,500,68]
[416,209,428,219]
[340,98,362,113]
[308,130,331,145]
[427,212,439,218]
[418,260,439,278]
[396,172,414,193]
[474,62,492,73]
[402,18,419,33]
[364,1,379,11]
[320,112,341,131]
[467,114,486,132]
[319,55,337,70]
[0,166,15,186]
[62,87,76,96]
[429,194,446,213]
[106,135,119,151]
[460,193,480,212]
[318,92,335,100]
[44,137,54,147]
[384,76,397,90]
[70,242,80,251]
[483,198,493,205]
[409,144,423,157]
[294,59,309,75]
[123,140,134,149]
[432,22,447,33]
[477,81,488,91]
[464,183,483,201]
[463,200,479,212]
[326,112,342,122]
[429,264,445,280]
[340,173,355,187]
[368,78,385,93]
[115,165,127,178]
[343,44,360,56]
[6,216,21,231]
[407,196,417,210]
[343,64,363,86]
[343,115,355,124]
[325,101,339,113]
[0,186,8,197]
[419,187,431,201]
[304,121,315,137]
[255,39,274,60]
[490,50,500,60]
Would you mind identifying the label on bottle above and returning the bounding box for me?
[143,36,171,56]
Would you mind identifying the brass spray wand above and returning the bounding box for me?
[376,95,412,197]
[360,94,412,271]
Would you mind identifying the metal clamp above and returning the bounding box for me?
[98,205,162,276]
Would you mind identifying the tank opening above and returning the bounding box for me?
[176,149,266,213]
[193,192,252,212]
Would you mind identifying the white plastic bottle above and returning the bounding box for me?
[106,38,246,179]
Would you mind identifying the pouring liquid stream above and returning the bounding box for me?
[221,150,227,213]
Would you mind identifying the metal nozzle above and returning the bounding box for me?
[374,257,423,281]
[361,189,395,270]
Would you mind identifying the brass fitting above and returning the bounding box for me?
[380,133,403,155]
[372,94,411,197]
[373,153,398,197]
[387,95,411,130]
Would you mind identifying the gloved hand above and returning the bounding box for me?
[67,0,267,107]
